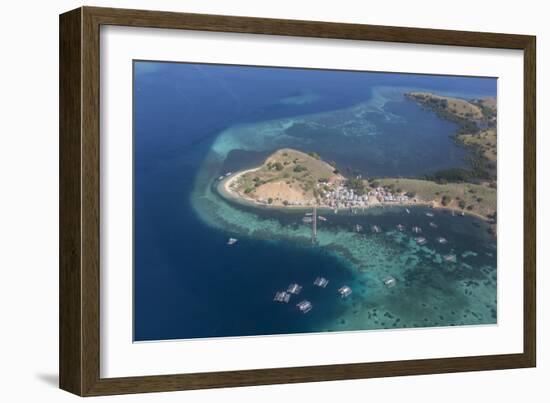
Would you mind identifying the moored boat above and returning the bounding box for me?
[443,254,457,262]
[415,237,427,245]
[371,225,382,234]
[383,276,397,288]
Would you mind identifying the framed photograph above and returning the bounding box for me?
[59,6,536,396]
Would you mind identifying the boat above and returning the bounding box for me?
[412,226,422,233]
[218,176,224,181]
[318,216,327,222]
[436,237,448,244]
[429,222,438,228]
[296,300,313,313]
[415,237,427,245]
[224,172,232,177]
[313,277,329,288]
[460,211,465,217]
[405,208,410,214]
[426,212,434,217]
[338,285,352,298]
[396,224,405,231]
[287,283,302,295]
[383,276,397,288]
[451,210,456,217]
[355,224,363,232]
[371,225,382,234]
[443,254,457,262]
[227,238,238,245]
[304,212,313,216]
[334,208,338,214]
[273,291,290,303]
[302,217,313,223]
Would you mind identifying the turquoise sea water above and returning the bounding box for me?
[134,62,497,341]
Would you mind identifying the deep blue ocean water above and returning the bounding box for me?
[133,62,497,341]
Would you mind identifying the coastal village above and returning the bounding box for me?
[247,179,412,210]
[318,182,410,210]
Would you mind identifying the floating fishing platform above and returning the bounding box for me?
[338,285,352,298]
[273,291,290,303]
[287,283,302,295]
[313,277,329,288]
[297,300,313,313]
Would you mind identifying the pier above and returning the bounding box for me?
[312,206,317,243]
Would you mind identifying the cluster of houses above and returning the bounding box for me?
[319,184,410,209]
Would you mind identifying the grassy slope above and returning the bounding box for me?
[407,91,498,181]
[457,128,497,162]
[235,148,342,204]
[377,178,496,218]
[407,92,484,119]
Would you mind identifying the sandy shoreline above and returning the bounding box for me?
[218,168,319,211]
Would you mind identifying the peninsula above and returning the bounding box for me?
[219,148,496,223]
[405,92,497,182]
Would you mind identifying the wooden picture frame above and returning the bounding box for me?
[59,6,536,396]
